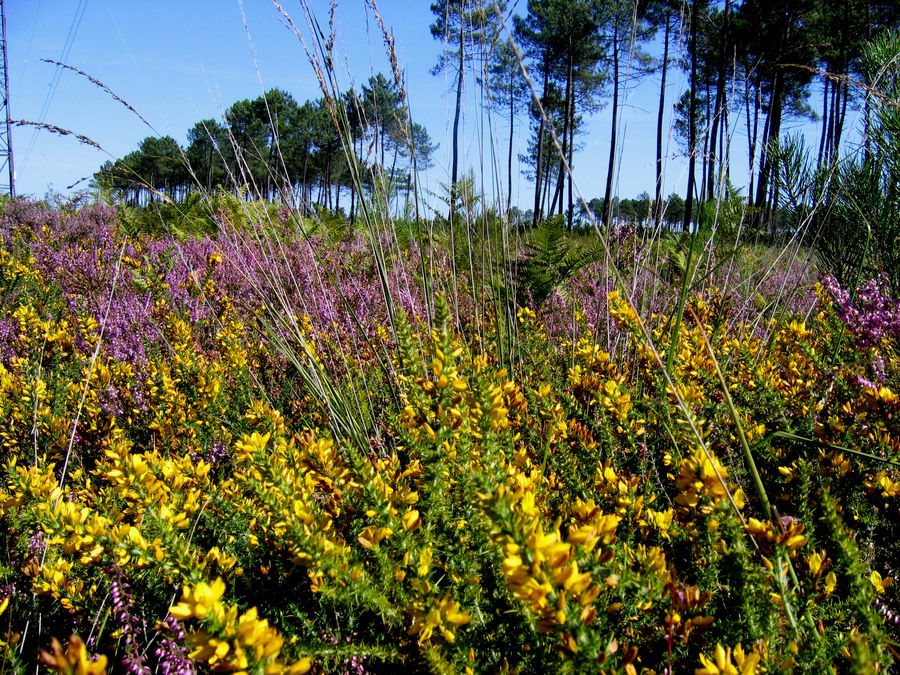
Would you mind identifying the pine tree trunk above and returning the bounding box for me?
[450,29,465,221]
[603,20,620,228]
[683,3,698,233]
[834,80,848,159]
[555,52,573,226]
[818,76,830,169]
[700,80,711,204]
[745,78,757,200]
[825,76,838,165]
[757,74,783,233]
[507,74,514,214]
[707,8,728,203]
[542,150,554,216]
[532,51,550,226]
[565,53,575,229]
[567,84,575,229]
[654,13,671,228]
[754,81,773,210]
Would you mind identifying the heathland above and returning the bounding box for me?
[2,1,900,673]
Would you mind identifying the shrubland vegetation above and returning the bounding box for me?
[2,1,900,674]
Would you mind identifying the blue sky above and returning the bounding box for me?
[7,1,838,210]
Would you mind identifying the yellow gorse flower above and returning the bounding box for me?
[170,577,227,620]
[38,635,108,675]
[172,578,310,675]
[607,290,639,328]
[870,570,892,594]
[696,642,761,675]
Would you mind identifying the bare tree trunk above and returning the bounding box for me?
[864,85,872,162]
[756,72,783,233]
[603,19,620,227]
[707,3,729,202]
[350,171,356,224]
[532,51,550,226]
[507,74,514,214]
[450,31,464,220]
[654,12,671,228]
[567,82,575,229]
[683,3,698,233]
[834,80,849,160]
[754,80,773,207]
[745,77,758,200]
[555,52,573,226]
[700,80,711,204]
[549,171,561,215]
[825,76,838,164]
[542,149,554,217]
[817,76,830,169]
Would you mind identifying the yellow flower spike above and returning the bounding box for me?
[543,541,572,568]
[563,563,592,595]
[714,644,733,673]
[695,642,745,675]
[422,423,436,440]
[503,555,524,574]
[229,644,249,670]
[236,608,283,661]
[566,524,597,547]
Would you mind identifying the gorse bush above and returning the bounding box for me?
[0,201,897,673]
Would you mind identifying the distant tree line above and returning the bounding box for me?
[95,76,437,220]
[430,0,899,232]
[99,1,900,235]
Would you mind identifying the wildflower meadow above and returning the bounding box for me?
[2,2,900,674]
[0,190,897,674]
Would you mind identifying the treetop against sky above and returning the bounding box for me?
[7,1,872,209]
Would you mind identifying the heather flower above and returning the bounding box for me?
[110,575,150,675]
[872,351,887,384]
[321,631,368,675]
[822,274,900,347]
[191,441,227,467]
[154,615,195,675]
[27,530,45,560]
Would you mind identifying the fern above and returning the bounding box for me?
[517,215,604,307]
